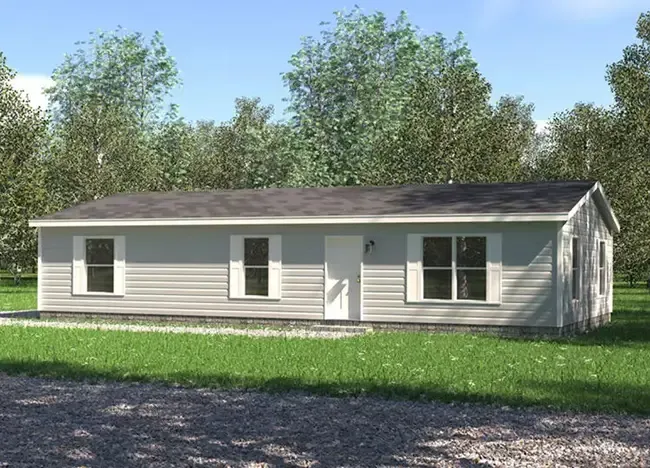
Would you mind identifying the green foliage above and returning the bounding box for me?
[284,9,535,187]
[46,28,180,127]
[283,9,449,185]
[0,53,48,282]
[3,9,650,279]
[186,98,299,190]
[0,284,649,414]
[527,11,650,279]
[45,102,159,210]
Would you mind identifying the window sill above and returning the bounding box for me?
[73,292,124,297]
[408,299,501,306]
[229,296,281,302]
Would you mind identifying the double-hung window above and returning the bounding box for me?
[244,238,269,296]
[229,235,282,299]
[571,237,580,300]
[408,233,501,303]
[422,236,487,301]
[72,236,125,296]
[598,240,606,296]
[86,239,115,293]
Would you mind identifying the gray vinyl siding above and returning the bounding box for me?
[40,226,324,320]
[40,222,558,327]
[559,196,614,326]
[362,223,557,327]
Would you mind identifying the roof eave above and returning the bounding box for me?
[29,212,569,228]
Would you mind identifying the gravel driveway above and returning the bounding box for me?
[0,374,648,467]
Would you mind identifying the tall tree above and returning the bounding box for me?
[45,102,159,209]
[45,29,180,207]
[283,9,450,186]
[372,48,534,185]
[46,28,180,128]
[186,98,300,190]
[0,52,48,282]
[605,11,650,283]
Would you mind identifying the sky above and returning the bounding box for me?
[3,0,648,129]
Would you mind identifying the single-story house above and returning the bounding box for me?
[28,180,619,334]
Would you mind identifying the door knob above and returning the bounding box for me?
[356,274,361,283]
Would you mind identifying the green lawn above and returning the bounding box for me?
[0,279,649,414]
[0,277,37,311]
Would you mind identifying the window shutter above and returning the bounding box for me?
[406,234,422,302]
[229,235,244,298]
[268,235,282,299]
[72,236,85,295]
[487,233,502,303]
[114,236,126,296]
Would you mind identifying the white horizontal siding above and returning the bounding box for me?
[39,227,325,320]
[40,223,560,327]
[362,227,557,327]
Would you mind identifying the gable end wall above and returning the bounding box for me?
[559,196,614,326]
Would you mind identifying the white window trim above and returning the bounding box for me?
[598,239,606,298]
[229,234,282,300]
[407,233,501,305]
[72,235,126,297]
[571,236,581,301]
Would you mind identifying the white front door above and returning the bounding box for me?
[325,236,362,320]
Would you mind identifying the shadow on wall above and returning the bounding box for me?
[0,361,647,466]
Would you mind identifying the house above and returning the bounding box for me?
[28,181,620,335]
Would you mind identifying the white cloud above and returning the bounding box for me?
[9,74,53,110]
[482,0,646,22]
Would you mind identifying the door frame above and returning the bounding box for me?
[323,235,364,321]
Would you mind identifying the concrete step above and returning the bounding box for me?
[311,324,372,334]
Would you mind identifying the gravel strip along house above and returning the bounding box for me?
[28,181,619,335]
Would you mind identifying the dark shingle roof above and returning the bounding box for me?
[36,181,595,221]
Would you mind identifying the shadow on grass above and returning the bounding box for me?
[2,358,649,415]
[573,307,650,346]
[0,278,37,288]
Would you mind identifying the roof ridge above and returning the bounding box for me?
[102,180,597,198]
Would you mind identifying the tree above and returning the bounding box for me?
[0,52,48,283]
[478,96,536,183]
[186,98,300,190]
[283,9,451,186]
[284,9,537,187]
[46,28,180,128]
[45,102,159,209]
[604,11,650,283]
[44,29,180,208]
[372,48,534,185]
[152,119,193,191]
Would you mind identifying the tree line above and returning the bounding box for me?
[1,10,649,284]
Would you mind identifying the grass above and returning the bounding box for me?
[0,277,37,311]
[0,279,649,414]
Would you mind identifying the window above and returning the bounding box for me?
[72,235,125,296]
[423,237,452,299]
[86,239,114,293]
[244,238,269,297]
[571,237,580,300]
[422,236,487,301]
[229,235,282,299]
[599,241,606,296]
